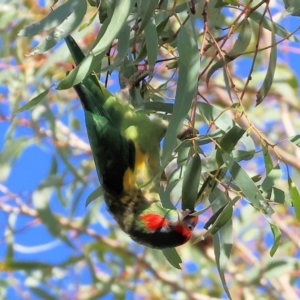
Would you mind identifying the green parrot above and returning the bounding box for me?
[66,36,198,249]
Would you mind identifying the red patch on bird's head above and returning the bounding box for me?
[175,214,199,242]
[173,223,192,242]
[140,214,168,231]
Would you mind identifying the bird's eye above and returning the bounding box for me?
[167,223,174,230]
[187,224,194,231]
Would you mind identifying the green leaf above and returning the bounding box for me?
[213,227,232,300]
[133,16,170,64]
[198,102,234,132]
[86,187,103,207]
[32,187,60,236]
[138,0,160,34]
[249,11,299,42]
[27,3,87,56]
[216,126,246,166]
[92,0,134,56]
[197,168,227,203]
[262,144,273,174]
[182,153,202,211]
[261,165,282,193]
[206,19,252,84]
[282,0,300,18]
[256,25,277,105]
[269,222,282,256]
[29,287,57,300]
[31,11,86,56]
[204,205,233,234]
[267,187,286,204]
[58,0,135,89]
[221,151,267,210]
[289,135,300,147]
[145,17,158,71]
[288,176,300,223]
[13,88,51,114]
[162,26,200,166]
[102,24,131,72]
[162,248,182,269]
[18,0,82,36]
[0,137,33,181]
[32,186,73,248]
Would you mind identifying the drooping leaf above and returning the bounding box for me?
[198,102,234,132]
[138,0,160,34]
[206,19,252,84]
[281,0,300,18]
[262,144,273,174]
[57,0,135,89]
[221,151,271,211]
[162,248,182,269]
[288,176,300,223]
[261,165,282,193]
[85,187,103,207]
[249,11,299,42]
[18,0,83,36]
[182,153,202,211]
[204,205,233,234]
[13,87,51,114]
[216,126,246,166]
[145,17,158,72]
[27,2,87,56]
[102,24,131,72]
[269,222,282,256]
[162,26,199,166]
[289,135,300,147]
[213,228,232,300]
[256,23,277,105]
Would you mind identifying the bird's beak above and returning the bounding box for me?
[180,209,199,231]
[181,209,192,219]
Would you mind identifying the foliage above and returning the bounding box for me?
[1,0,300,299]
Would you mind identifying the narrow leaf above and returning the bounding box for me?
[221,151,266,210]
[92,0,135,56]
[290,135,300,147]
[27,3,87,56]
[269,222,282,256]
[13,87,51,114]
[216,126,246,166]
[138,0,160,34]
[288,176,300,223]
[58,0,134,89]
[162,26,199,166]
[262,143,273,174]
[249,11,299,42]
[182,154,202,211]
[145,17,158,71]
[204,205,233,234]
[198,102,234,132]
[206,19,252,84]
[86,187,103,207]
[256,25,277,105]
[162,248,182,269]
[213,231,232,300]
[18,0,82,36]
[261,165,282,193]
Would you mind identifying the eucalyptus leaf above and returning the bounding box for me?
[162,26,199,166]
[162,248,182,269]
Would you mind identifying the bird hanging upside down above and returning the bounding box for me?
[66,36,198,249]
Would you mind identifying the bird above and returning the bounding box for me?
[65,35,198,249]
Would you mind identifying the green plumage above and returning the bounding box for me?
[66,36,198,248]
